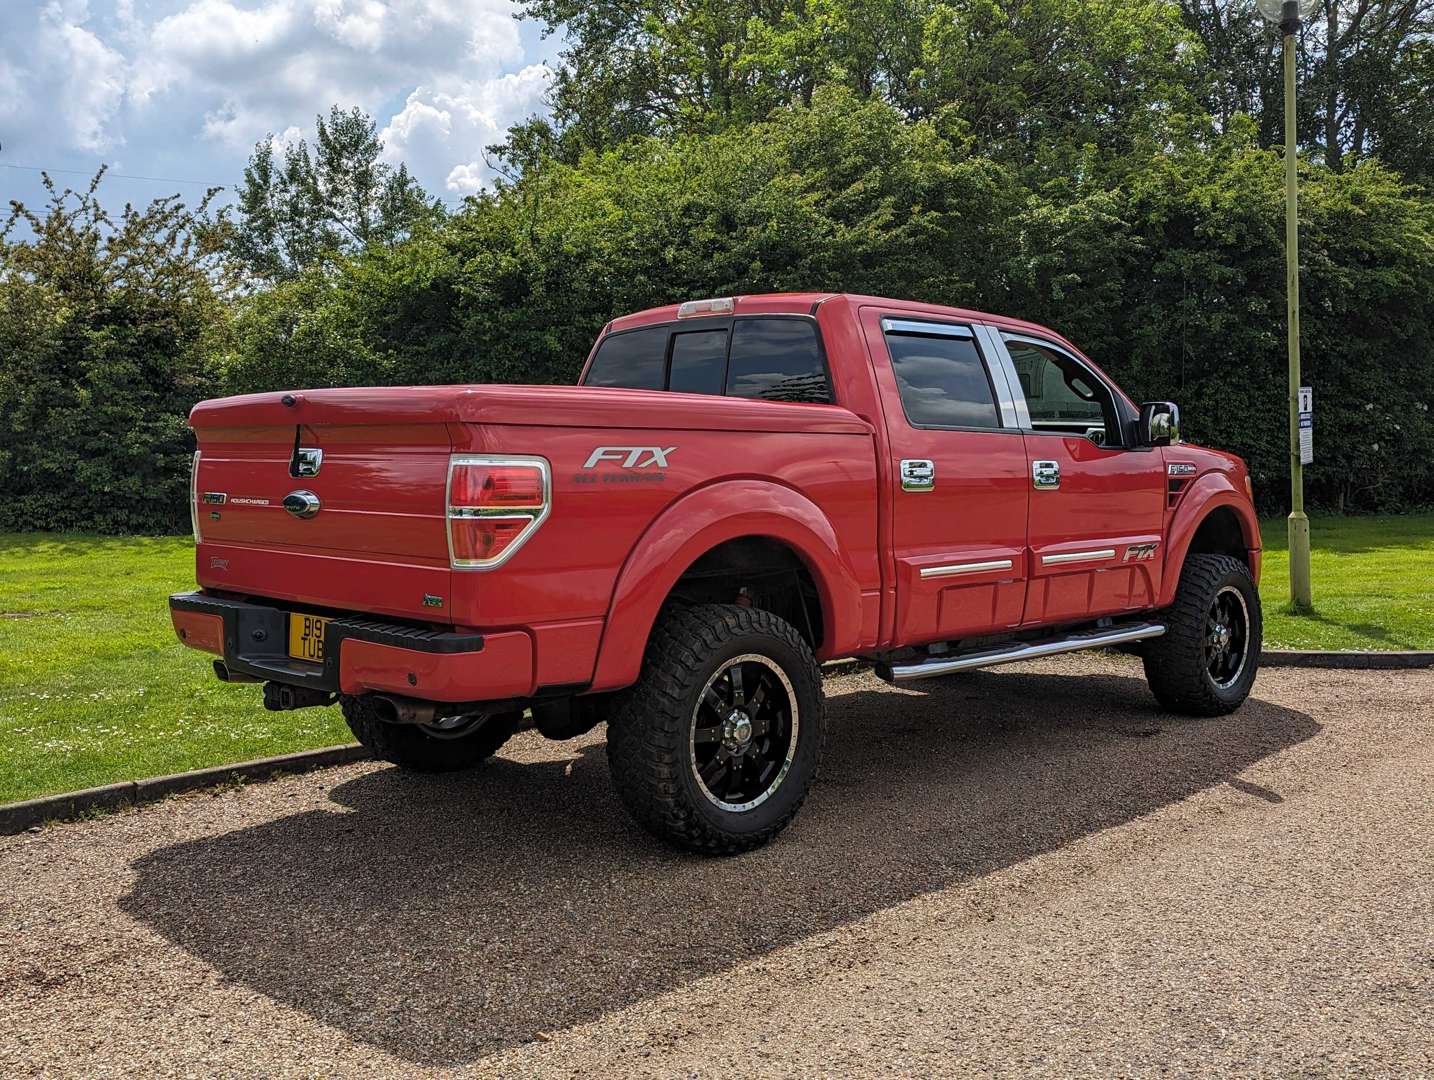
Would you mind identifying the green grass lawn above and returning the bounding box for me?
[0,534,350,805]
[1,516,1431,805]
[1258,513,1434,651]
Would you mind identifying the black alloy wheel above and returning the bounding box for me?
[690,654,800,812]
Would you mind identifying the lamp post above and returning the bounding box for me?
[1256,0,1316,611]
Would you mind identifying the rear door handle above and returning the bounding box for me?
[1032,460,1060,489]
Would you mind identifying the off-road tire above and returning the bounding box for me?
[1143,553,1262,716]
[606,604,826,855]
[341,694,520,772]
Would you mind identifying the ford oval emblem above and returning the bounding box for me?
[283,490,321,519]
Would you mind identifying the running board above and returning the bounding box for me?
[878,622,1167,683]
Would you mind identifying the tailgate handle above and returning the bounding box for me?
[283,491,321,519]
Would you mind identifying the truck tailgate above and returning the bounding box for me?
[192,411,452,623]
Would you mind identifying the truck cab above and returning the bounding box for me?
[171,293,1262,854]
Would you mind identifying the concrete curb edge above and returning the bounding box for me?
[1258,649,1434,669]
[1,744,370,836]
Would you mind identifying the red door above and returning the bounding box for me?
[994,332,1166,624]
[861,308,1030,646]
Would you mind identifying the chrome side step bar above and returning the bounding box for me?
[878,622,1167,683]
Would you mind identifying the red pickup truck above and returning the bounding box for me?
[171,293,1262,853]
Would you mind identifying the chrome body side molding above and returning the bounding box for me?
[1041,548,1117,566]
[918,558,1015,579]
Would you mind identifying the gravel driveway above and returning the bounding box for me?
[2,656,1431,1077]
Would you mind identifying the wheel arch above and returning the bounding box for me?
[1159,478,1262,607]
[588,479,866,691]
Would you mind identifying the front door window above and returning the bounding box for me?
[1006,340,1119,447]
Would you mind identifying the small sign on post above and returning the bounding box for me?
[1298,386,1313,465]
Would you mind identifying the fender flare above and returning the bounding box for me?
[1159,475,1262,607]
[588,479,866,691]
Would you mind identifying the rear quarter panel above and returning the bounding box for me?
[450,405,881,690]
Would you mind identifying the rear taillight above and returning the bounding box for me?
[190,450,202,543]
[446,455,550,569]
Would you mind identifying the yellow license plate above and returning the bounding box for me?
[288,613,330,663]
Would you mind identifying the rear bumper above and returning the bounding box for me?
[168,591,535,702]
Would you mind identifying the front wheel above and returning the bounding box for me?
[1143,553,1262,716]
[606,604,826,854]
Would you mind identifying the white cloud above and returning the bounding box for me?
[19,2,131,153]
[0,0,551,202]
[129,0,524,141]
[381,63,550,192]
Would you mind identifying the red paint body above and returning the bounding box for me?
[176,293,1259,702]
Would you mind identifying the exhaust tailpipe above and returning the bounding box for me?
[371,694,437,725]
[213,660,262,684]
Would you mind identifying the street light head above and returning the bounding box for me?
[1255,0,1319,27]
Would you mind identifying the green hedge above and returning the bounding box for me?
[0,190,223,535]
[221,92,1434,514]
[5,93,1433,534]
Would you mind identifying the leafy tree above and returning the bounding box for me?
[1180,0,1434,177]
[524,0,1208,182]
[0,171,229,533]
[225,106,441,282]
[225,88,1434,512]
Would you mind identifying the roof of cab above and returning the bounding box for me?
[604,293,1087,360]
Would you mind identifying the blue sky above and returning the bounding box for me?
[0,1,560,217]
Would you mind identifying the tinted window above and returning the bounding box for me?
[726,319,831,404]
[585,327,667,389]
[886,331,1000,428]
[1006,340,1114,444]
[668,329,729,395]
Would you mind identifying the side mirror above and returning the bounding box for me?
[1139,401,1180,446]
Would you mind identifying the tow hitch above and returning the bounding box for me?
[263,682,338,711]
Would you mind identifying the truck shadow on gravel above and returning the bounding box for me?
[120,667,1318,1066]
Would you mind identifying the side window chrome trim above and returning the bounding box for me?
[881,317,975,339]
[1000,331,1092,371]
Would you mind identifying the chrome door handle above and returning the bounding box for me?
[900,459,935,492]
[1032,459,1060,490]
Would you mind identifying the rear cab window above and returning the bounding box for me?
[583,316,832,404]
[726,320,830,403]
[584,326,669,390]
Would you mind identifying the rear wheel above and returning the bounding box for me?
[606,604,825,854]
[342,694,520,772]
[1143,553,1262,716]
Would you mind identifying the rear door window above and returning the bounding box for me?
[726,319,831,404]
[884,325,1001,429]
[585,326,668,390]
